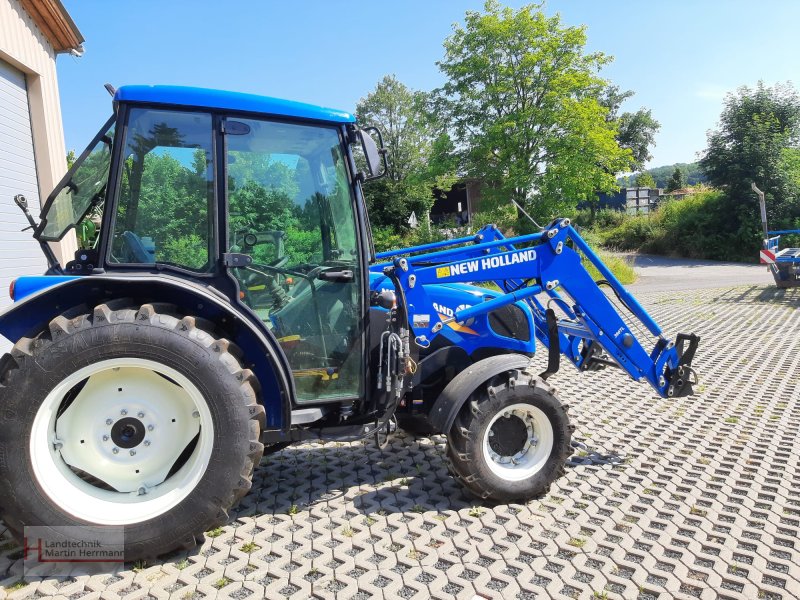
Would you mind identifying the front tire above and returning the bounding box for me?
[0,302,265,560]
[445,369,573,502]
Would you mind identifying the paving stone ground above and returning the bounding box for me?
[1,283,799,600]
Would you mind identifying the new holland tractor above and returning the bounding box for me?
[0,85,699,559]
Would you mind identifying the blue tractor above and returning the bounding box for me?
[0,86,698,560]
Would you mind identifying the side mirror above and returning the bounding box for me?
[358,127,386,181]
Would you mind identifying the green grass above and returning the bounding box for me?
[213,577,231,589]
[581,247,637,285]
[240,542,260,553]
[206,527,224,538]
[5,581,27,592]
[132,560,148,572]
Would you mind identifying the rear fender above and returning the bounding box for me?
[0,275,293,431]
[428,353,531,434]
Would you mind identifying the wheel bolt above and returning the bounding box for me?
[129,450,136,456]
[148,424,154,431]
[192,410,200,418]
[144,440,151,447]
[102,435,109,442]
[106,419,113,425]
[137,412,145,418]
[112,447,119,454]
[120,409,128,416]
[138,487,147,496]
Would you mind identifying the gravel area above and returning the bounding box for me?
[1,283,799,599]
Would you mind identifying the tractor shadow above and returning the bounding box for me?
[233,432,477,520]
[0,431,603,583]
[233,432,617,521]
[710,285,800,308]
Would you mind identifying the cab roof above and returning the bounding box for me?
[114,85,355,123]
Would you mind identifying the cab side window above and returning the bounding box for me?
[109,109,214,271]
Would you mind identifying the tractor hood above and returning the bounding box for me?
[368,271,536,354]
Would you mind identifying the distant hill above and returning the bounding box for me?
[618,162,708,188]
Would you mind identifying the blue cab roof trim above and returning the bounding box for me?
[114,85,355,123]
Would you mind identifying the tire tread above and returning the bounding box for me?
[445,368,573,502]
[0,300,265,560]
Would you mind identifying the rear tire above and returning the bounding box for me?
[445,369,573,502]
[0,302,265,560]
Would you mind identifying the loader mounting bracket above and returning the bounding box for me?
[538,308,560,381]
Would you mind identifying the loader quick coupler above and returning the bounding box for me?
[666,333,700,397]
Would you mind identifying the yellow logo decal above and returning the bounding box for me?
[436,266,450,278]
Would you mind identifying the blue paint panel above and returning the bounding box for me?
[368,272,536,356]
[115,86,355,123]
[13,276,79,302]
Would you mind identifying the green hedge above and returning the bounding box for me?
[596,191,765,262]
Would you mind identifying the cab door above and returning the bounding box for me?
[223,117,364,403]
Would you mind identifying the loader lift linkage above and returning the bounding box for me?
[375,218,699,400]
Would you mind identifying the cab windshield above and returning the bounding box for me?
[38,116,115,242]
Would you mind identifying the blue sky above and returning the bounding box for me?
[58,0,800,169]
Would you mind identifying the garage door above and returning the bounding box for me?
[0,60,48,352]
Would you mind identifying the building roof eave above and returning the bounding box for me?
[20,0,84,53]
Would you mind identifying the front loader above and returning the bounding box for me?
[0,85,698,560]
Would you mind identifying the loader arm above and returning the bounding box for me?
[376,218,699,399]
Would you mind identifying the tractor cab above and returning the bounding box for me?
[34,85,386,404]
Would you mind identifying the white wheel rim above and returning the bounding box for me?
[483,403,554,481]
[30,358,214,525]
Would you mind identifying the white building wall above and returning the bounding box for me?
[0,0,78,265]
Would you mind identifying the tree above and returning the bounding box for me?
[599,85,660,171]
[635,171,656,188]
[356,75,457,232]
[701,81,800,226]
[435,1,634,228]
[665,167,687,192]
[616,109,659,171]
[638,162,707,188]
[355,75,429,182]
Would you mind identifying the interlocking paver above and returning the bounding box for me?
[1,284,799,599]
